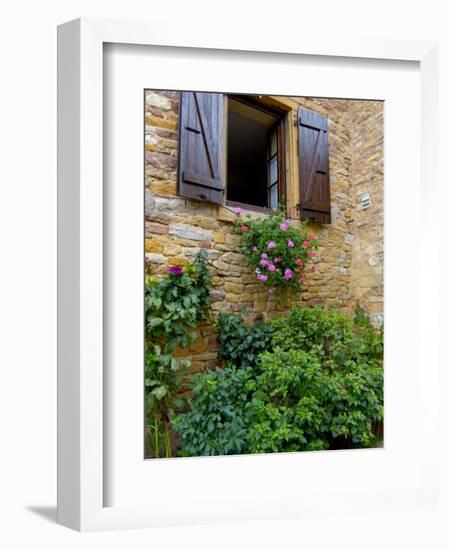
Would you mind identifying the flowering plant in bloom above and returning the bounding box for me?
[233,207,319,297]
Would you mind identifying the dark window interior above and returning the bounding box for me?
[227,97,281,209]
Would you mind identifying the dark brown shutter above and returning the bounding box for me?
[298,108,331,224]
[178,92,225,204]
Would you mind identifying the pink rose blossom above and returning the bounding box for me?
[298,277,305,284]
[261,253,268,259]
[284,268,293,280]
[307,233,317,240]
[311,265,317,273]
[241,225,249,232]
[267,241,277,249]
[287,240,295,247]
[295,258,303,266]
[234,207,243,216]
[302,240,310,248]
[268,264,276,272]
[280,223,288,231]
[307,251,314,257]
[258,274,268,282]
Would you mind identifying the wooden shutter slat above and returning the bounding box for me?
[178,92,225,204]
[182,170,225,191]
[298,107,331,224]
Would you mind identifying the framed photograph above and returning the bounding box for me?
[57,18,440,531]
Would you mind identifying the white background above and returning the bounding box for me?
[1,1,448,548]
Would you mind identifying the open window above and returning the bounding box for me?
[226,96,284,210]
[177,92,331,223]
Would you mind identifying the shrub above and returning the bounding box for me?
[145,250,212,457]
[246,348,383,453]
[217,309,274,369]
[174,306,383,457]
[271,306,383,368]
[171,366,253,456]
[233,207,319,299]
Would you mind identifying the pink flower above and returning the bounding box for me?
[311,265,317,273]
[280,223,288,231]
[307,233,317,240]
[261,253,268,259]
[295,258,303,266]
[241,225,249,232]
[234,207,243,216]
[284,268,293,280]
[302,240,310,248]
[274,257,282,263]
[267,288,275,295]
[252,246,257,252]
[259,259,269,266]
[167,265,183,276]
[307,250,314,257]
[287,240,295,247]
[267,241,277,249]
[268,264,276,272]
[298,277,305,284]
[258,274,268,282]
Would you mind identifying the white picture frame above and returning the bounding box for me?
[57,17,441,531]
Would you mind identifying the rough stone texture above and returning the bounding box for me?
[350,102,384,324]
[144,91,384,369]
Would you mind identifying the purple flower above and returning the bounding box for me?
[280,223,288,231]
[252,246,257,252]
[234,207,243,216]
[258,274,268,282]
[267,288,275,295]
[284,268,293,280]
[167,265,183,276]
[259,259,269,266]
[288,240,295,248]
[267,241,277,249]
[268,264,276,272]
[274,257,282,263]
[261,253,268,259]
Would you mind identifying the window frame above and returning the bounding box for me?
[224,94,288,213]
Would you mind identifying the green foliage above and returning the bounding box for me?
[233,207,319,298]
[145,250,211,457]
[171,366,253,456]
[173,306,383,457]
[216,309,274,368]
[271,306,355,365]
[246,347,383,453]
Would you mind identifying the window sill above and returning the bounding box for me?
[218,201,273,223]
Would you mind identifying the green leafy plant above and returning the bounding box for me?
[233,207,319,299]
[173,306,383,457]
[246,347,383,453]
[171,366,253,456]
[145,250,212,458]
[216,309,274,369]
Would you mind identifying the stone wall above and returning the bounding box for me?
[144,91,384,370]
[350,102,384,325]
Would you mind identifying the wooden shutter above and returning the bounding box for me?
[298,108,331,224]
[178,92,225,204]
